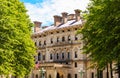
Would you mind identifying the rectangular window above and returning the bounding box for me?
[62,53,64,59]
[75,62,77,67]
[91,72,94,78]
[43,55,45,60]
[68,52,70,59]
[57,53,59,59]
[75,74,77,78]
[50,54,52,60]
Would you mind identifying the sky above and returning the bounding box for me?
[20,0,89,26]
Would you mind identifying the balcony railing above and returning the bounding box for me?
[37,40,82,49]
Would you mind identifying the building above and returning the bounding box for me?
[31,9,118,78]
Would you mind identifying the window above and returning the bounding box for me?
[75,28,78,30]
[75,51,77,58]
[57,37,59,42]
[68,29,70,32]
[75,35,78,40]
[43,55,45,60]
[51,38,53,44]
[68,52,70,59]
[68,35,70,41]
[75,74,77,78]
[36,74,38,78]
[57,53,59,59]
[62,53,64,59]
[75,62,77,67]
[97,70,103,78]
[62,36,65,42]
[67,74,71,78]
[35,42,37,46]
[39,41,41,46]
[91,72,94,78]
[44,41,46,45]
[50,54,52,60]
[38,53,41,61]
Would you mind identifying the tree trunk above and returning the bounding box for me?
[107,64,109,78]
[110,62,113,78]
[118,62,120,78]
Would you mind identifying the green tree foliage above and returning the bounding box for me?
[0,0,36,77]
[78,0,120,70]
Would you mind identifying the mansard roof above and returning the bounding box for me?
[34,19,82,34]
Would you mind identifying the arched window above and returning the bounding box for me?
[67,52,70,59]
[51,38,53,44]
[39,41,41,46]
[50,53,52,60]
[74,51,77,58]
[75,35,78,40]
[57,53,59,59]
[62,53,64,59]
[57,37,59,42]
[68,35,71,41]
[38,53,41,61]
[62,36,65,42]
[44,41,46,45]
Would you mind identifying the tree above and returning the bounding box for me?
[0,0,36,77]
[78,0,120,77]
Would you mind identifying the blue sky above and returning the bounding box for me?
[20,0,43,4]
[20,0,89,26]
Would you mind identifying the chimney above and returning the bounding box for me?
[54,15,62,26]
[34,21,42,32]
[68,14,75,20]
[74,9,81,21]
[61,12,68,24]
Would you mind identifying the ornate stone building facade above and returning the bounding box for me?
[31,9,118,78]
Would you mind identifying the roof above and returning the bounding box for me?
[34,19,82,34]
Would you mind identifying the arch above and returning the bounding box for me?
[67,73,71,78]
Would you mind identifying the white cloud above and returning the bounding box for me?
[24,0,89,26]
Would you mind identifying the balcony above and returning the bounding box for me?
[39,62,72,68]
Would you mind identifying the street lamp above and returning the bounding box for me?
[39,68,46,78]
[78,68,85,78]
